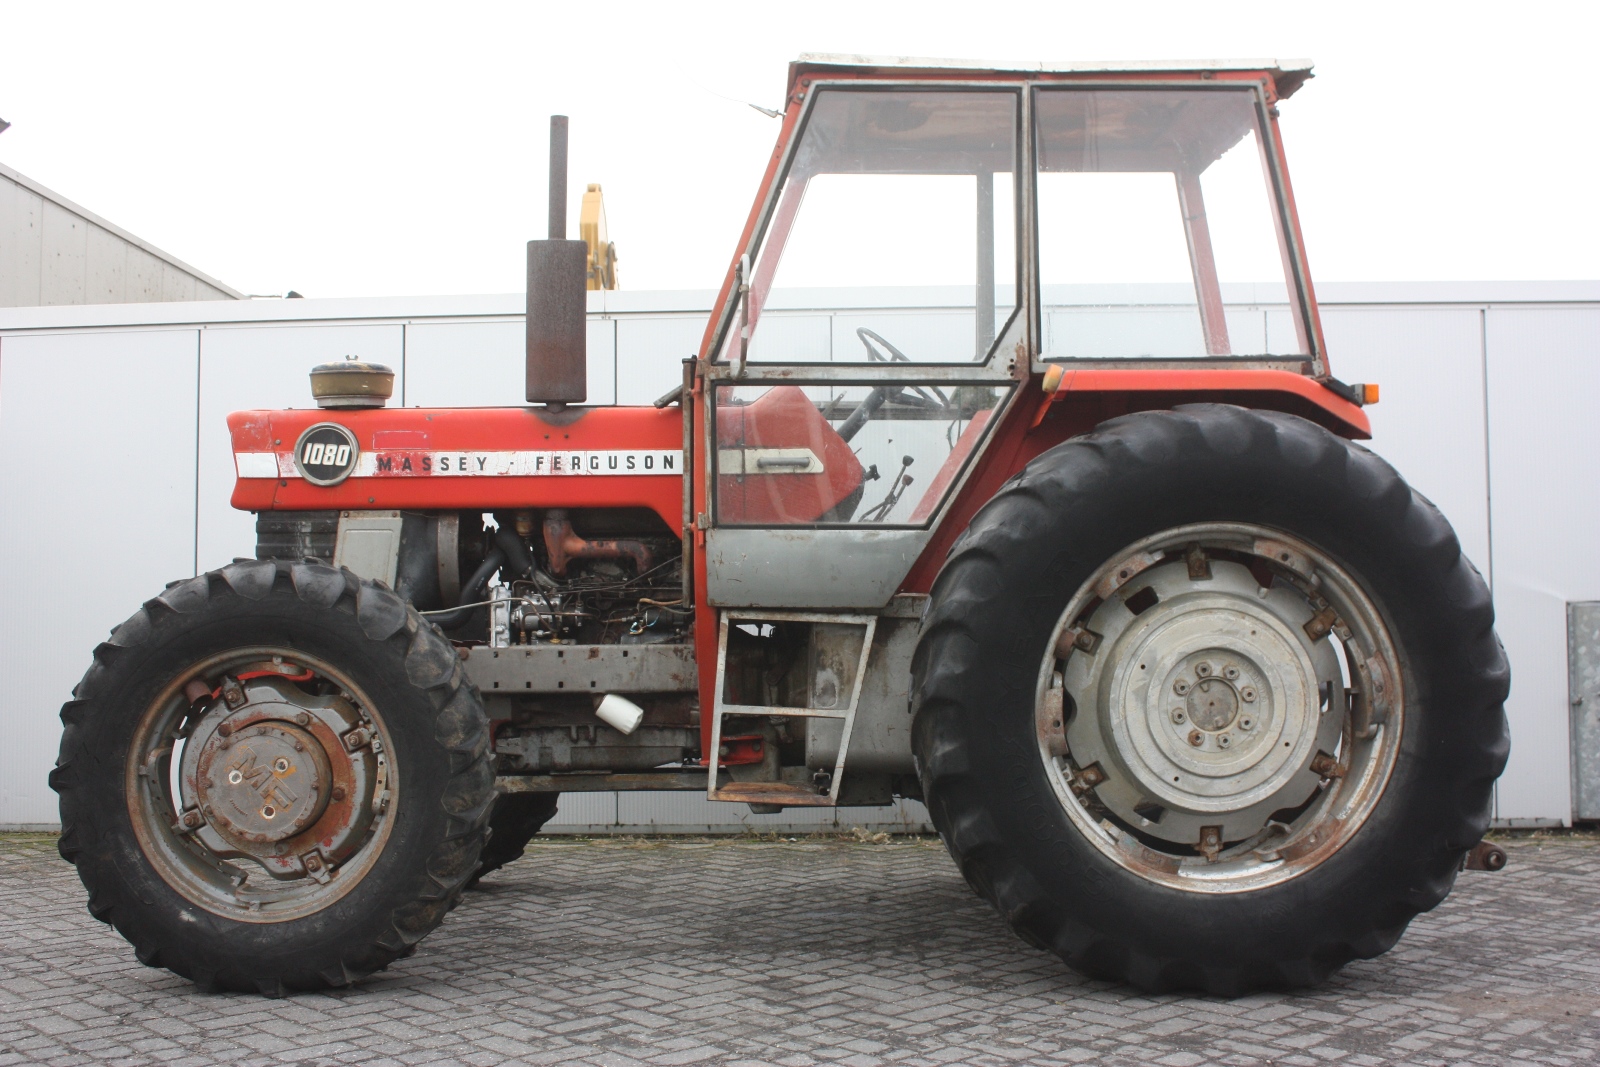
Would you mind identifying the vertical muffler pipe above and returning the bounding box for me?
[526,115,588,407]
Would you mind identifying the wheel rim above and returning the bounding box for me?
[125,647,398,922]
[1038,523,1403,893]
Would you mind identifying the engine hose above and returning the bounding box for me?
[424,546,506,629]
[494,527,534,580]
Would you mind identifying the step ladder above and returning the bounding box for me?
[707,610,877,806]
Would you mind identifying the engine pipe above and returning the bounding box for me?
[542,508,656,577]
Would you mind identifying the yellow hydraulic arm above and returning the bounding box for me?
[579,183,619,290]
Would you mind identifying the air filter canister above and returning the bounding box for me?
[310,358,395,409]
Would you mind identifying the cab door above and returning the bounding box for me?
[697,84,1029,612]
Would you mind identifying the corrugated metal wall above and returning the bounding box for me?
[0,162,241,307]
[1,283,1596,830]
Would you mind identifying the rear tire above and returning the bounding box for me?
[468,793,561,888]
[911,404,1509,993]
[51,560,495,995]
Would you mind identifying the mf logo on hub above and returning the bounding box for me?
[294,423,360,486]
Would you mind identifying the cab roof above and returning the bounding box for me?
[788,54,1314,100]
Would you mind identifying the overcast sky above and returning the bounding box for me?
[2,0,1595,298]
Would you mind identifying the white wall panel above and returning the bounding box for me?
[0,329,199,825]
[2,289,1595,827]
[616,316,703,404]
[1485,307,1600,822]
[1320,307,1491,575]
[405,318,616,408]
[196,324,404,570]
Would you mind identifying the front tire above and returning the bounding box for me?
[51,560,496,995]
[468,792,561,888]
[911,404,1509,993]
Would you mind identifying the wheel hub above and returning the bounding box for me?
[1184,670,1241,732]
[1092,581,1322,819]
[196,720,332,844]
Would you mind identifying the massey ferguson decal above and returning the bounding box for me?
[292,424,361,486]
[239,447,682,481]
[365,449,680,477]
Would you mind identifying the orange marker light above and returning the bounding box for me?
[1361,383,1380,405]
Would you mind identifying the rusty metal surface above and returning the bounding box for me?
[493,726,697,774]
[542,508,655,576]
[462,642,696,694]
[496,771,716,793]
[1465,839,1509,871]
[6,833,1600,1064]
[709,782,836,807]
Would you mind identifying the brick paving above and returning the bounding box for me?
[1,832,1597,1066]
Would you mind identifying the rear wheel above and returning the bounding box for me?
[51,560,495,995]
[911,404,1509,993]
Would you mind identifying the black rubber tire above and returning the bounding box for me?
[467,793,561,888]
[910,404,1510,994]
[50,559,496,995]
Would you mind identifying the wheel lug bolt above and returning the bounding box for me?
[1241,687,1256,702]
[1187,729,1204,747]
[1239,717,1254,731]
[1173,679,1191,696]
[1195,663,1212,677]
[1218,734,1232,748]
[296,712,311,726]
[1171,709,1187,724]
[332,786,346,801]
[1223,665,1240,680]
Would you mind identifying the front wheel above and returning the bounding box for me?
[911,405,1509,993]
[51,560,496,995]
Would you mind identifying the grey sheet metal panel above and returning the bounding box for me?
[462,643,697,694]
[807,612,924,775]
[333,511,403,587]
[1570,602,1600,821]
[705,527,932,609]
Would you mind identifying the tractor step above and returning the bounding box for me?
[708,782,836,807]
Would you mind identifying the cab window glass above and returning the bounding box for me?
[1035,87,1310,359]
[714,382,1006,526]
[728,89,1019,365]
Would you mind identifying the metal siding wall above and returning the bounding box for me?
[0,182,44,307]
[1484,307,1600,822]
[0,329,199,826]
[39,201,87,306]
[0,173,239,308]
[1319,307,1492,574]
[196,324,405,570]
[0,294,1594,828]
[616,317,704,404]
[402,318,616,408]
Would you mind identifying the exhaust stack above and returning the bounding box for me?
[525,115,587,408]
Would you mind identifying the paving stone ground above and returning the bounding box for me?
[1,832,1596,1067]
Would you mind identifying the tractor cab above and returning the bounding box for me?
[698,57,1336,542]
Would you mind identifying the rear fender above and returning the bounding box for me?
[898,368,1371,594]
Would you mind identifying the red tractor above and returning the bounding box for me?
[53,56,1509,997]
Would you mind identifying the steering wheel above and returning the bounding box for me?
[855,328,950,407]
[836,328,950,443]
